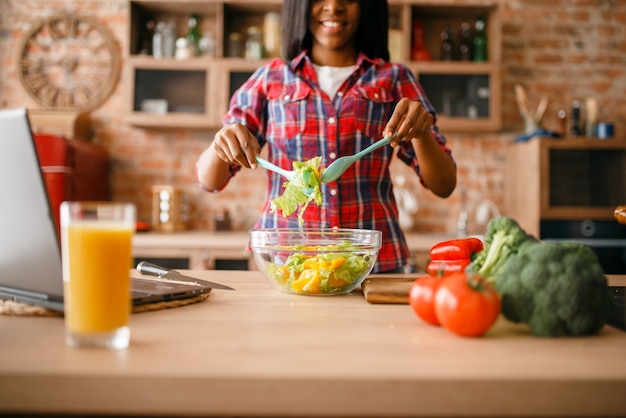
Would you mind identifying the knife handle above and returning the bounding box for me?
[136,261,169,277]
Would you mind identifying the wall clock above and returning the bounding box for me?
[18,13,121,111]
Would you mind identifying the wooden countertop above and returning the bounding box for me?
[1,271,625,417]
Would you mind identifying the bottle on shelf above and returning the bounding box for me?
[411,21,431,61]
[186,13,201,57]
[585,96,598,137]
[227,32,244,58]
[152,21,164,59]
[557,109,567,137]
[139,20,155,55]
[570,100,582,137]
[458,22,472,61]
[440,25,454,61]
[263,12,281,59]
[472,16,487,62]
[152,20,175,59]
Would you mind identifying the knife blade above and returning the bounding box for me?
[136,261,235,291]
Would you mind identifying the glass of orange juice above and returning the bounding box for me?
[60,201,136,349]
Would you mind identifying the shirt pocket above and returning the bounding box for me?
[350,85,396,140]
[266,83,312,141]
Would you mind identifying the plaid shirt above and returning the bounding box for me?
[222,51,452,273]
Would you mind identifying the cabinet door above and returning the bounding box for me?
[411,62,501,132]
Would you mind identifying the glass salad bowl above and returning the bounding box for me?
[249,228,382,295]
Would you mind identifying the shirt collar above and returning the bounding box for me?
[289,51,384,73]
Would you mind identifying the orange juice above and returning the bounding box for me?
[64,221,133,334]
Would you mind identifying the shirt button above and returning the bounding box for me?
[328,117,336,124]
[337,91,344,97]
[329,152,337,159]
[284,94,291,101]
[374,93,380,99]
[330,189,337,196]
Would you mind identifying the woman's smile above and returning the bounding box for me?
[309,1,360,65]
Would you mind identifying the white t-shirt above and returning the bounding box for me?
[313,64,355,98]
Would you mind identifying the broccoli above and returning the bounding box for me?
[469,216,538,278]
[494,240,613,337]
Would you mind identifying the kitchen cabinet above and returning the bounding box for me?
[506,137,626,236]
[132,231,255,270]
[126,0,501,132]
[505,137,626,274]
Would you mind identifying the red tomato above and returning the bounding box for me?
[409,276,441,326]
[434,272,500,337]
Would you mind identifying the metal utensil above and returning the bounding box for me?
[321,134,396,183]
[136,261,235,290]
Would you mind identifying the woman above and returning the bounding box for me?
[196,0,457,273]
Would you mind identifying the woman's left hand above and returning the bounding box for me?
[384,98,433,146]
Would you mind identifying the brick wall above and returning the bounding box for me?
[1,0,624,235]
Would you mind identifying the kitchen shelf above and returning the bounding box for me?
[126,0,501,132]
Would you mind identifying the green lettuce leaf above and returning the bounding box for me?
[270,156,323,226]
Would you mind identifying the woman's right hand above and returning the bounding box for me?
[212,123,261,169]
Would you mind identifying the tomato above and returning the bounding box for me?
[434,272,500,337]
[409,276,441,326]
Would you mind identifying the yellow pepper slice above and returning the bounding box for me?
[291,269,320,293]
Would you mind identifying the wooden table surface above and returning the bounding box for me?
[1,271,625,417]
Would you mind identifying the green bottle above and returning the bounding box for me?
[472,16,487,62]
[186,14,201,56]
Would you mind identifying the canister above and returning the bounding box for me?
[596,122,615,139]
[263,12,281,58]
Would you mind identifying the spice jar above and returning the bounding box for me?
[227,32,244,57]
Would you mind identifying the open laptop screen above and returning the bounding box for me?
[0,108,65,306]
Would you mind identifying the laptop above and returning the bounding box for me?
[0,108,213,312]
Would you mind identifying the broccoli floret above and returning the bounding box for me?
[494,240,613,337]
[469,216,538,278]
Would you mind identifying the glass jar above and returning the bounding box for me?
[227,32,244,57]
[245,26,264,60]
[175,37,192,60]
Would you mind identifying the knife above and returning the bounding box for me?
[136,261,235,291]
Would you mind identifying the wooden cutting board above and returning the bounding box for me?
[361,274,418,304]
[362,274,626,305]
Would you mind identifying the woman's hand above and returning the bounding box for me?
[196,123,261,191]
[384,98,433,146]
[382,98,457,198]
[212,123,261,169]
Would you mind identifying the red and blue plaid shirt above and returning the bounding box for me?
[222,51,452,273]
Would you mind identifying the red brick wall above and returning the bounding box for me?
[1,1,624,235]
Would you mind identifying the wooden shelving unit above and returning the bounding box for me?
[126,0,501,132]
